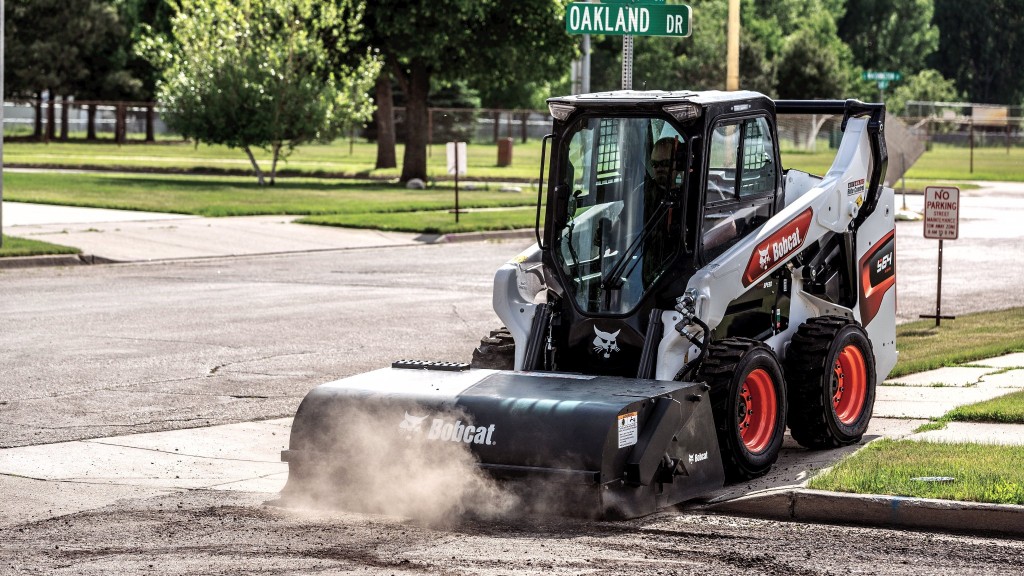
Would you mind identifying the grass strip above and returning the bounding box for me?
[3,171,537,218]
[808,439,1024,505]
[0,235,80,257]
[299,208,539,235]
[892,308,1024,378]
[947,390,1024,424]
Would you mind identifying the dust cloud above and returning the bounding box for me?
[281,403,520,525]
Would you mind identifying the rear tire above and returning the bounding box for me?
[470,327,515,370]
[785,316,876,449]
[698,338,787,481]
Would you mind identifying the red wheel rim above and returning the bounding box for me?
[737,368,777,454]
[833,344,867,425]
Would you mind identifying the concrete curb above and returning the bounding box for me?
[432,229,536,244]
[0,254,117,269]
[695,488,1024,538]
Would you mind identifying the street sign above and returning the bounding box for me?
[861,71,902,82]
[923,186,960,240]
[565,2,691,37]
[446,142,467,176]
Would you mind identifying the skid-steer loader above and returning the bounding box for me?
[282,90,897,519]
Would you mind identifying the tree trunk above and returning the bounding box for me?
[374,72,397,169]
[60,95,70,141]
[45,92,56,142]
[243,146,266,186]
[87,104,97,140]
[270,142,281,186]
[33,95,43,139]
[399,61,430,183]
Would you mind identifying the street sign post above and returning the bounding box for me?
[446,142,467,223]
[565,2,691,90]
[921,186,961,327]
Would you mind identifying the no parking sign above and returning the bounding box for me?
[923,186,960,240]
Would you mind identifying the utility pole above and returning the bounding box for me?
[726,0,740,90]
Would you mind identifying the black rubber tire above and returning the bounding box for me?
[697,338,788,482]
[470,327,515,370]
[784,316,877,449]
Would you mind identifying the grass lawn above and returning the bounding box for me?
[3,139,546,182]
[891,308,1024,378]
[0,235,80,257]
[8,139,1024,184]
[3,171,538,217]
[808,439,1024,505]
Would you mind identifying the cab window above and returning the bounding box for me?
[702,116,777,261]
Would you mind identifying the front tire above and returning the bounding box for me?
[470,327,515,370]
[785,316,876,449]
[698,338,787,481]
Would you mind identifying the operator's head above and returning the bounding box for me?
[651,137,677,188]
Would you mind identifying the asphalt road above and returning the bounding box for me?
[2,183,1024,573]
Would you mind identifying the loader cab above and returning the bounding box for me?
[541,91,781,376]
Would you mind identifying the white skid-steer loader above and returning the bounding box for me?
[282,91,897,519]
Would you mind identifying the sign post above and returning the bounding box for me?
[921,186,960,327]
[565,1,691,90]
[446,142,467,223]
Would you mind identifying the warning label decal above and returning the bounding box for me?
[618,411,638,449]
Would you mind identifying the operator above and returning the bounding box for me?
[640,136,682,287]
[650,136,677,190]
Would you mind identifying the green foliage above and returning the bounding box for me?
[931,0,1024,104]
[887,69,961,115]
[775,10,857,99]
[839,0,939,74]
[141,0,380,184]
[3,0,142,99]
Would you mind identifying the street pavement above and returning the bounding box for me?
[2,183,1024,536]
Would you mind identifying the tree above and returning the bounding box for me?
[931,0,1024,104]
[143,0,379,185]
[838,0,939,74]
[775,11,859,100]
[886,69,961,115]
[365,0,575,182]
[4,0,141,139]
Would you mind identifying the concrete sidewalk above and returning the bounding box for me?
[1,354,1022,533]
[1,201,430,263]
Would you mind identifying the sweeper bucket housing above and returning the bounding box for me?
[282,363,725,519]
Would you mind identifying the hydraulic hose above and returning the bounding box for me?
[674,316,710,382]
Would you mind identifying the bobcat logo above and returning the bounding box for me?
[758,246,771,270]
[593,326,621,359]
[398,412,429,437]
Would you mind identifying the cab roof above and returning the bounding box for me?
[548,89,770,108]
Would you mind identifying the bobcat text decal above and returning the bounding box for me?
[742,208,814,287]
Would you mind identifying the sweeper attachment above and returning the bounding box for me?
[283,91,898,519]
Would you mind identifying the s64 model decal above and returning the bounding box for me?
[742,208,814,287]
[859,230,896,326]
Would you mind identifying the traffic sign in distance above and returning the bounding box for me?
[923,186,960,240]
